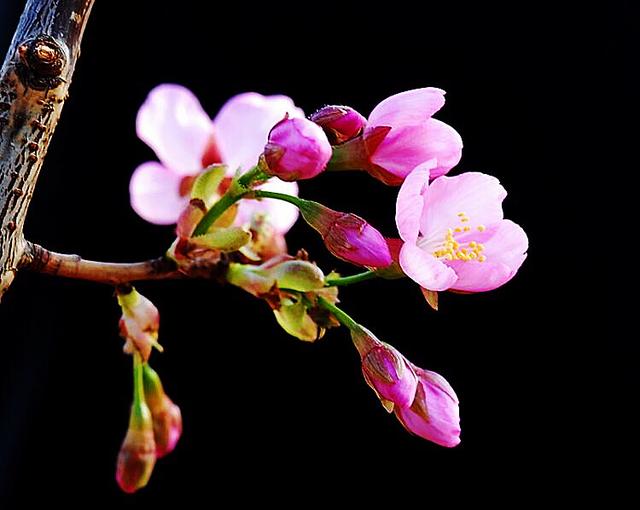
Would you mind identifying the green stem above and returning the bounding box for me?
[133,353,145,407]
[193,190,246,236]
[317,296,360,331]
[252,189,304,208]
[325,270,377,287]
[193,166,269,236]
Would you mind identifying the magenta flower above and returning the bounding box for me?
[297,200,392,268]
[395,160,528,292]
[330,88,462,186]
[395,367,461,447]
[130,84,303,232]
[264,117,332,181]
[310,105,367,144]
[351,326,418,409]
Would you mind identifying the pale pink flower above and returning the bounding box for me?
[395,366,461,447]
[130,84,303,232]
[365,88,462,184]
[264,117,332,181]
[329,88,462,186]
[395,160,528,292]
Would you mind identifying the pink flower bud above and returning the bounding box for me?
[310,105,367,144]
[116,402,156,493]
[351,326,418,409]
[117,287,162,362]
[263,117,332,181]
[394,367,461,447]
[143,364,183,458]
[297,200,392,267]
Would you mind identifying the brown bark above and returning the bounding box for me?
[0,0,94,299]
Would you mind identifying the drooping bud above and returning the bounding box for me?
[143,364,182,458]
[263,117,332,181]
[350,326,418,410]
[118,287,162,362]
[394,366,461,447]
[116,400,156,493]
[310,105,367,144]
[297,200,392,268]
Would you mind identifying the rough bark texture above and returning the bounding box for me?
[0,0,94,299]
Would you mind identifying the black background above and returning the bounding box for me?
[0,0,625,505]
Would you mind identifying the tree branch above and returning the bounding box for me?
[19,241,231,286]
[0,0,94,298]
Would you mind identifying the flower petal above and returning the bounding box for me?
[369,119,462,181]
[399,243,458,291]
[395,370,461,447]
[395,160,435,243]
[235,178,299,234]
[136,84,213,175]
[448,220,528,292]
[368,87,446,128]
[420,172,507,237]
[213,93,304,172]
[130,162,187,225]
[420,119,463,179]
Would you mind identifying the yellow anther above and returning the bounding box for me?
[454,227,462,233]
[468,252,478,259]
[477,243,485,251]
[478,255,486,262]
[457,212,466,217]
[463,226,471,232]
[469,241,477,248]
[461,217,469,223]
[477,225,486,232]
[453,241,460,249]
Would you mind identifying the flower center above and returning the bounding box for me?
[419,212,487,262]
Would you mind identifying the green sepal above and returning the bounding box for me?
[190,165,227,208]
[191,227,251,252]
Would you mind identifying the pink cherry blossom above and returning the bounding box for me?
[264,117,332,181]
[130,84,303,232]
[395,160,528,292]
[364,88,463,185]
[395,366,461,447]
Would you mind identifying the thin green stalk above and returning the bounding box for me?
[252,189,303,207]
[193,190,246,236]
[193,166,269,236]
[317,296,360,331]
[325,270,377,287]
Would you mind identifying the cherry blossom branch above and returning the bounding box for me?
[0,0,95,298]
[19,241,185,285]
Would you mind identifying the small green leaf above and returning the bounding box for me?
[191,227,251,252]
[273,299,319,342]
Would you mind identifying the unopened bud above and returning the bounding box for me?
[143,364,182,458]
[116,401,156,493]
[297,200,392,268]
[310,105,367,144]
